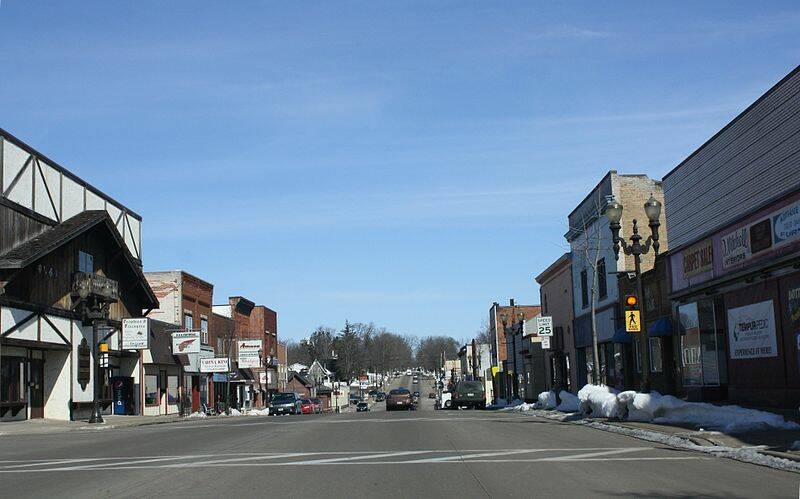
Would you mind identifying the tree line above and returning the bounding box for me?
[286,320,460,382]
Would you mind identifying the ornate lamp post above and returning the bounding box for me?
[604,195,661,393]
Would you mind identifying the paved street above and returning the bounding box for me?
[0,376,796,498]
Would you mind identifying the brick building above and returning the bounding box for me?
[536,253,577,394]
[488,299,540,402]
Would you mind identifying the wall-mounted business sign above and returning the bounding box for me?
[200,357,230,373]
[682,239,713,279]
[122,318,149,350]
[172,331,201,354]
[237,340,262,368]
[727,300,778,360]
[772,200,800,247]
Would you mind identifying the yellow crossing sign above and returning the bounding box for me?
[625,310,641,333]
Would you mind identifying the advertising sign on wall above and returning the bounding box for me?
[237,340,262,368]
[682,239,713,279]
[122,318,149,350]
[773,200,800,247]
[721,226,751,270]
[172,331,201,354]
[200,358,230,373]
[727,300,778,359]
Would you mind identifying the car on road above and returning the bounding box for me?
[356,401,370,412]
[269,392,302,415]
[450,380,486,410]
[375,392,385,402]
[412,376,419,384]
[349,394,361,405]
[311,398,324,413]
[300,399,315,414]
[386,388,413,411]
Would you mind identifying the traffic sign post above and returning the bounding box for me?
[625,310,641,333]
[536,316,553,336]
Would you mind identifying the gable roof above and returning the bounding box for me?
[288,370,313,387]
[0,210,158,309]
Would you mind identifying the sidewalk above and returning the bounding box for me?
[0,414,189,437]
[522,408,800,472]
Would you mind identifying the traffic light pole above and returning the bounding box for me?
[633,254,651,393]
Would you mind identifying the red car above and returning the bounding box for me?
[300,399,314,414]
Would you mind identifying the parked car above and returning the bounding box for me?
[450,380,486,410]
[375,392,385,402]
[300,399,315,414]
[412,376,419,384]
[269,392,302,415]
[311,398,324,413]
[356,401,370,412]
[386,388,413,411]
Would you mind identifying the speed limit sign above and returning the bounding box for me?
[536,316,553,336]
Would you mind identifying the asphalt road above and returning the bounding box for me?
[0,375,796,498]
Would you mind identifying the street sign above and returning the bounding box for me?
[625,310,641,333]
[172,331,201,354]
[541,335,551,349]
[200,357,230,373]
[122,318,149,350]
[536,316,553,336]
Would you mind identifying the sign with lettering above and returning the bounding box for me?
[237,340,262,368]
[77,338,91,389]
[625,310,641,333]
[682,239,713,279]
[541,335,551,349]
[773,200,800,247]
[122,318,149,350]
[172,331,201,354]
[721,226,751,270]
[727,300,778,359]
[200,357,230,373]
[789,287,800,323]
[536,316,553,336]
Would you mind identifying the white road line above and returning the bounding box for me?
[544,448,647,461]
[0,457,107,469]
[164,452,320,467]
[407,449,546,463]
[53,454,218,471]
[290,450,434,465]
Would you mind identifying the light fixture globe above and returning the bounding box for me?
[604,198,623,224]
[644,195,662,223]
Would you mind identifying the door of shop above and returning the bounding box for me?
[29,359,44,419]
[192,376,200,412]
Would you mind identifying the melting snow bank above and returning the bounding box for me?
[187,411,207,419]
[523,408,800,473]
[247,408,270,416]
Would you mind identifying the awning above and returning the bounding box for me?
[612,327,633,344]
[212,373,228,383]
[649,317,673,337]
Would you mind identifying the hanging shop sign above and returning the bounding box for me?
[727,299,778,359]
[237,340,262,368]
[172,331,201,354]
[200,357,231,373]
[122,318,150,350]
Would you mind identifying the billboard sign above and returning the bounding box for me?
[237,340,262,369]
[172,331,201,354]
[200,357,231,373]
[122,318,149,350]
[727,300,778,359]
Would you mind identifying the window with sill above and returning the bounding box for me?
[1,357,26,403]
[144,375,159,406]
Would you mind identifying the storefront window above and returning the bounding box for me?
[650,337,663,373]
[145,374,159,406]
[679,300,723,386]
[167,375,179,405]
[1,357,26,403]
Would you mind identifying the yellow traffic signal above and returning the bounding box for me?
[625,295,638,307]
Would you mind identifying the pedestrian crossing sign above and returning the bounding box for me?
[626,310,641,333]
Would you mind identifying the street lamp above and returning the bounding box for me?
[604,194,662,393]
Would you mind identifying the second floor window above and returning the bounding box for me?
[184,314,193,330]
[598,258,607,299]
[78,251,94,273]
[200,318,209,344]
[580,269,588,308]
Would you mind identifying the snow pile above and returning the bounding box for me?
[556,391,580,412]
[220,408,243,417]
[536,391,556,409]
[505,402,537,412]
[578,384,620,418]
[187,411,207,419]
[247,408,270,416]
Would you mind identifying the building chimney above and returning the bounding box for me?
[509,298,515,307]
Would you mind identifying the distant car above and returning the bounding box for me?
[349,394,360,405]
[311,398,323,414]
[412,391,420,401]
[375,392,385,402]
[412,377,419,384]
[300,399,315,414]
[450,380,486,410]
[356,401,370,412]
[269,392,302,415]
[386,388,413,411]
[428,392,436,399]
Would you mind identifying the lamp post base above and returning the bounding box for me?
[88,404,104,424]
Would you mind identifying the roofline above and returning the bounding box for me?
[144,269,214,289]
[0,127,143,221]
[663,64,800,181]
[535,252,572,284]
[566,170,615,220]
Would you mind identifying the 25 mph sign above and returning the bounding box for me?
[536,316,553,336]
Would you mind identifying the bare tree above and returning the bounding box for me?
[475,319,491,344]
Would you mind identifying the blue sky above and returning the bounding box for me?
[1,2,799,342]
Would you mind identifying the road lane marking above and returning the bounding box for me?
[52,454,219,471]
[407,449,547,463]
[290,450,434,465]
[543,448,647,461]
